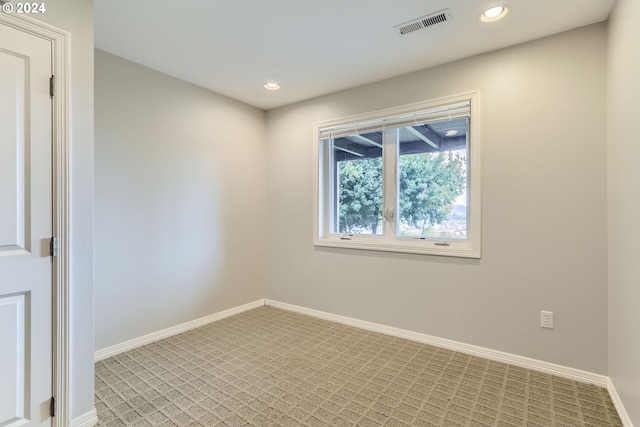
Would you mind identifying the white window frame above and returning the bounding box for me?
[313,91,481,258]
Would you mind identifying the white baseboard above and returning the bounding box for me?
[608,378,635,427]
[95,299,265,361]
[71,409,97,427]
[265,299,609,388]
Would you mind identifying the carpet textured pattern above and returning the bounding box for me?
[95,307,622,426]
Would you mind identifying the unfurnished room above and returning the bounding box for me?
[0,0,639,426]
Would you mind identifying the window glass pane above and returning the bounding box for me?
[332,133,383,235]
[397,118,468,239]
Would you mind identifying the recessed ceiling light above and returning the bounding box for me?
[480,5,509,23]
[263,82,280,91]
[445,130,458,136]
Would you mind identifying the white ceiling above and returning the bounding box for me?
[95,0,615,110]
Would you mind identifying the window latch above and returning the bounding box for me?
[434,241,450,246]
[340,234,354,240]
[384,208,394,222]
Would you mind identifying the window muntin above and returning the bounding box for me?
[314,92,480,258]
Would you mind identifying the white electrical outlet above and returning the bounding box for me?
[541,311,554,329]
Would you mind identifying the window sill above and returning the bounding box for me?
[313,237,480,258]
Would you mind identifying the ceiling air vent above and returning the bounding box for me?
[394,9,452,36]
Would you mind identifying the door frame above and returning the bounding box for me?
[0,12,71,427]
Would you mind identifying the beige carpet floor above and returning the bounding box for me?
[95,306,622,426]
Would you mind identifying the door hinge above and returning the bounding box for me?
[50,236,57,257]
[49,75,55,97]
[50,396,56,417]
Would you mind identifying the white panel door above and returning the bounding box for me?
[0,22,53,427]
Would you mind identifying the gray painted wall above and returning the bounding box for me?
[608,0,640,423]
[265,24,608,374]
[94,50,266,350]
[31,0,95,419]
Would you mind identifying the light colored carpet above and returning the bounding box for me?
[95,306,622,426]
